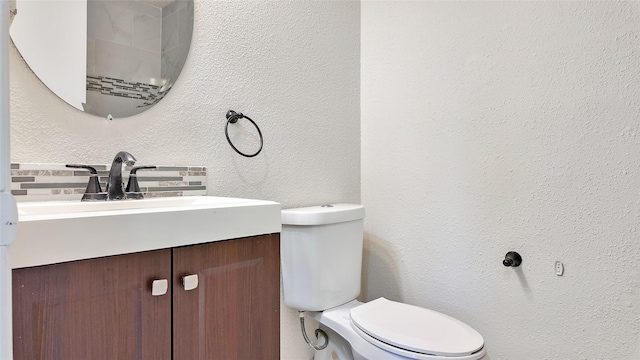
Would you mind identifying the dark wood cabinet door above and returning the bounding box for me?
[173,234,280,360]
[13,249,172,360]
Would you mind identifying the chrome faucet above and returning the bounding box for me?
[106,151,136,200]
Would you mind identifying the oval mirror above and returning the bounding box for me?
[10,0,194,119]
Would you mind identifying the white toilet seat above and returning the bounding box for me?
[314,299,486,360]
[350,297,485,359]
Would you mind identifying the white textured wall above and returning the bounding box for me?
[10,1,360,359]
[362,1,639,359]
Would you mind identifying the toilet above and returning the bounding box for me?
[281,204,486,360]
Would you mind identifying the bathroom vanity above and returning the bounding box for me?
[10,197,281,360]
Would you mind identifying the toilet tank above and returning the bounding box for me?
[281,204,365,311]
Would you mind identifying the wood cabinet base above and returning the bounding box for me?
[13,234,280,360]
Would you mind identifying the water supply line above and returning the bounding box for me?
[0,1,19,359]
[299,311,329,351]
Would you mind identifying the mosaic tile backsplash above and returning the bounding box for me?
[86,75,167,108]
[11,163,207,202]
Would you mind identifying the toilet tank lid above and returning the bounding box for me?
[281,204,365,225]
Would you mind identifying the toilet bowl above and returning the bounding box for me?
[311,299,486,360]
[281,204,486,360]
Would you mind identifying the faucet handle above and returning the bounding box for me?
[129,165,157,174]
[125,165,157,199]
[66,164,107,201]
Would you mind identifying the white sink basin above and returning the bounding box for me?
[18,196,257,217]
[13,196,281,269]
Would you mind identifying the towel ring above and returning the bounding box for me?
[224,110,263,158]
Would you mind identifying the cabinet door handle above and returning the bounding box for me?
[151,279,168,296]
[183,274,199,291]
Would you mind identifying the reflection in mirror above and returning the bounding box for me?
[10,0,193,119]
[10,1,87,111]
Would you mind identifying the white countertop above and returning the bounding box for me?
[12,196,281,268]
